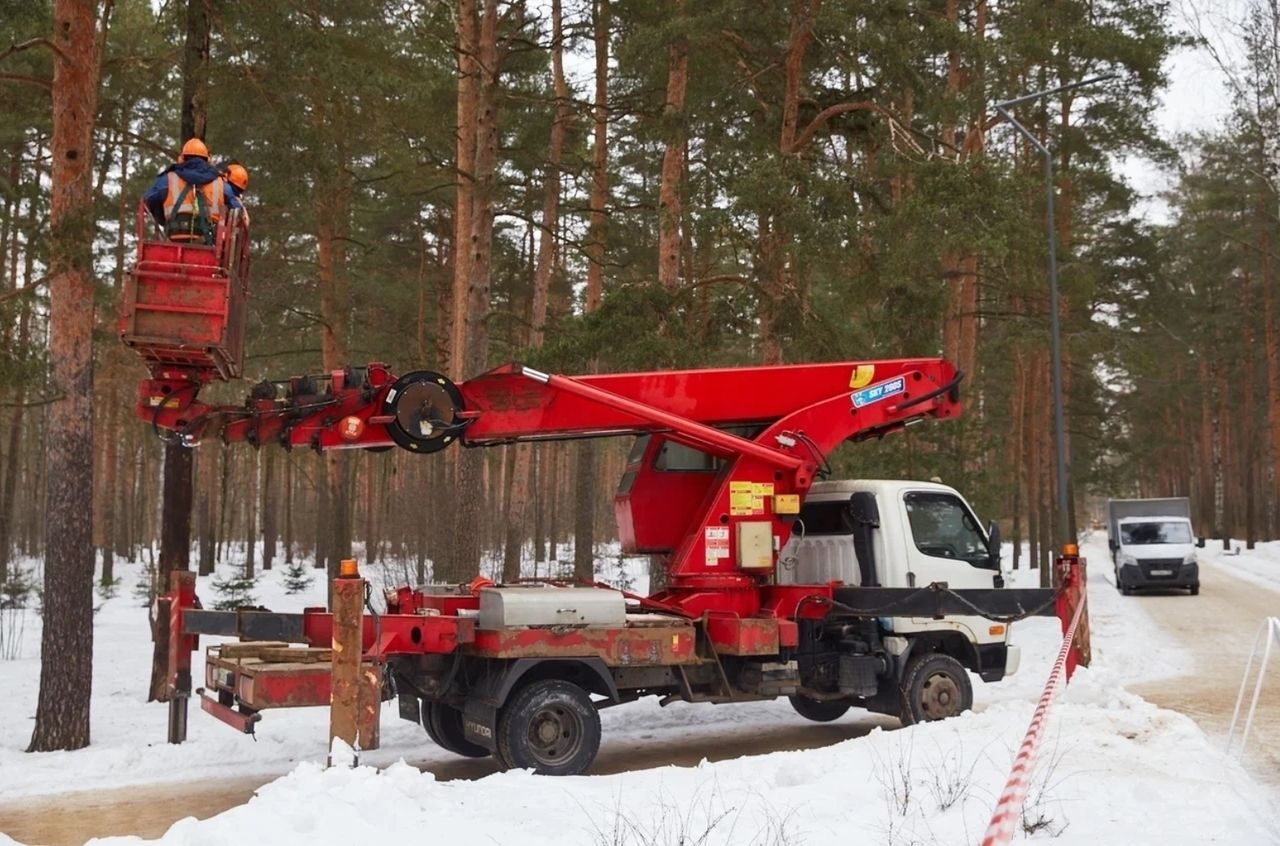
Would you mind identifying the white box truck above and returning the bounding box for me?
[1107,497,1199,595]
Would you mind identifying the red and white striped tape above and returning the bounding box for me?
[980,597,1087,846]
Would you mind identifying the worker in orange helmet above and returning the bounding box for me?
[225,163,249,198]
[142,138,242,244]
[224,163,250,222]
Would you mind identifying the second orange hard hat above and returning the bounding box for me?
[226,163,249,191]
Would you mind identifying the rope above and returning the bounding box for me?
[980,595,1087,846]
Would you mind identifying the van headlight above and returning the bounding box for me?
[1118,554,1137,567]
[1183,554,1197,566]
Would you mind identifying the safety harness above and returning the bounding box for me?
[163,171,226,245]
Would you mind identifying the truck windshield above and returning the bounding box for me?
[904,491,992,568]
[1120,521,1192,545]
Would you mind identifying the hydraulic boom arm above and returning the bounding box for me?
[138,357,961,592]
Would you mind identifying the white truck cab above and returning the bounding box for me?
[780,479,1021,685]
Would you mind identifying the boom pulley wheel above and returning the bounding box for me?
[382,371,465,453]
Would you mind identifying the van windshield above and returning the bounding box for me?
[1119,521,1192,545]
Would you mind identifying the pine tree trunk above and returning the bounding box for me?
[1011,350,1026,569]
[179,0,210,143]
[283,456,294,565]
[261,449,275,570]
[505,0,568,581]
[315,166,353,591]
[656,0,687,292]
[99,384,117,586]
[150,0,210,698]
[245,451,258,578]
[585,0,609,312]
[1243,272,1258,547]
[314,454,329,570]
[1258,190,1280,532]
[29,0,105,753]
[447,0,503,583]
[197,446,214,575]
[573,442,596,582]
[450,0,479,380]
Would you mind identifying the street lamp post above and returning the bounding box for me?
[992,75,1112,549]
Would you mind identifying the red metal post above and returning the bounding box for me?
[1054,553,1090,680]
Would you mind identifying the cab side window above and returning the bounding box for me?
[903,491,993,569]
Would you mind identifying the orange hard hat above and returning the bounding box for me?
[180,138,209,160]
[226,163,249,191]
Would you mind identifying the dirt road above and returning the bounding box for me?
[0,713,895,846]
[1127,563,1280,788]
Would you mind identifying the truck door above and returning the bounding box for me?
[893,489,1002,645]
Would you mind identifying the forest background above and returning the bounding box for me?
[2,0,1278,656]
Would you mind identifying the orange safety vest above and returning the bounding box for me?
[162,172,227,242]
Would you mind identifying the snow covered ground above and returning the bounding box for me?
[1198,537,1280,593]
[1,535,1278,845]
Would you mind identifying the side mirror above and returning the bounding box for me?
[1196,537,1205,548]
[1108,537,1118,551]
[987,520,1003,570]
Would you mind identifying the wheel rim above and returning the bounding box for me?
[919,671,963,720]
[526,704,583,767]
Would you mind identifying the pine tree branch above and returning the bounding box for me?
[0,393,64,408]
[0,276,48,304]
[0,36,68,65]
[0,72,51,91]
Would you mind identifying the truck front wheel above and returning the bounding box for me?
[496,679,601,775]
[788,694,850,722]
[899,653,972,726]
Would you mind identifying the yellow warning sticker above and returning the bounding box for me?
[729,481,754,515]
[774,494,801,514]
[850,365,876,389]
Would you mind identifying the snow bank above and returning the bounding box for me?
[72,674,1278,846]
[1199,538,1280,593]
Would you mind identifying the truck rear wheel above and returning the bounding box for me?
[424,701,489,758]
[496,679,601,775]
[899,653,972,726]
[788,694,850,722]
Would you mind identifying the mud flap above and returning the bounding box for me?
[462,698,498,751]
[397,693,421,725]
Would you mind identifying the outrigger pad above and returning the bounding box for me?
[382,370,464,453]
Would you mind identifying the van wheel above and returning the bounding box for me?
[424,701,489,758]
[788,694,850,722]
[899,653,972,726]
[1121,583,1133,596]
[1189,585,1200,596]
[496,679,601,775]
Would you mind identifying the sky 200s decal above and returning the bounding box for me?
[850,376,906,408]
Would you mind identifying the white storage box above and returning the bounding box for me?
[477,586,626,629]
